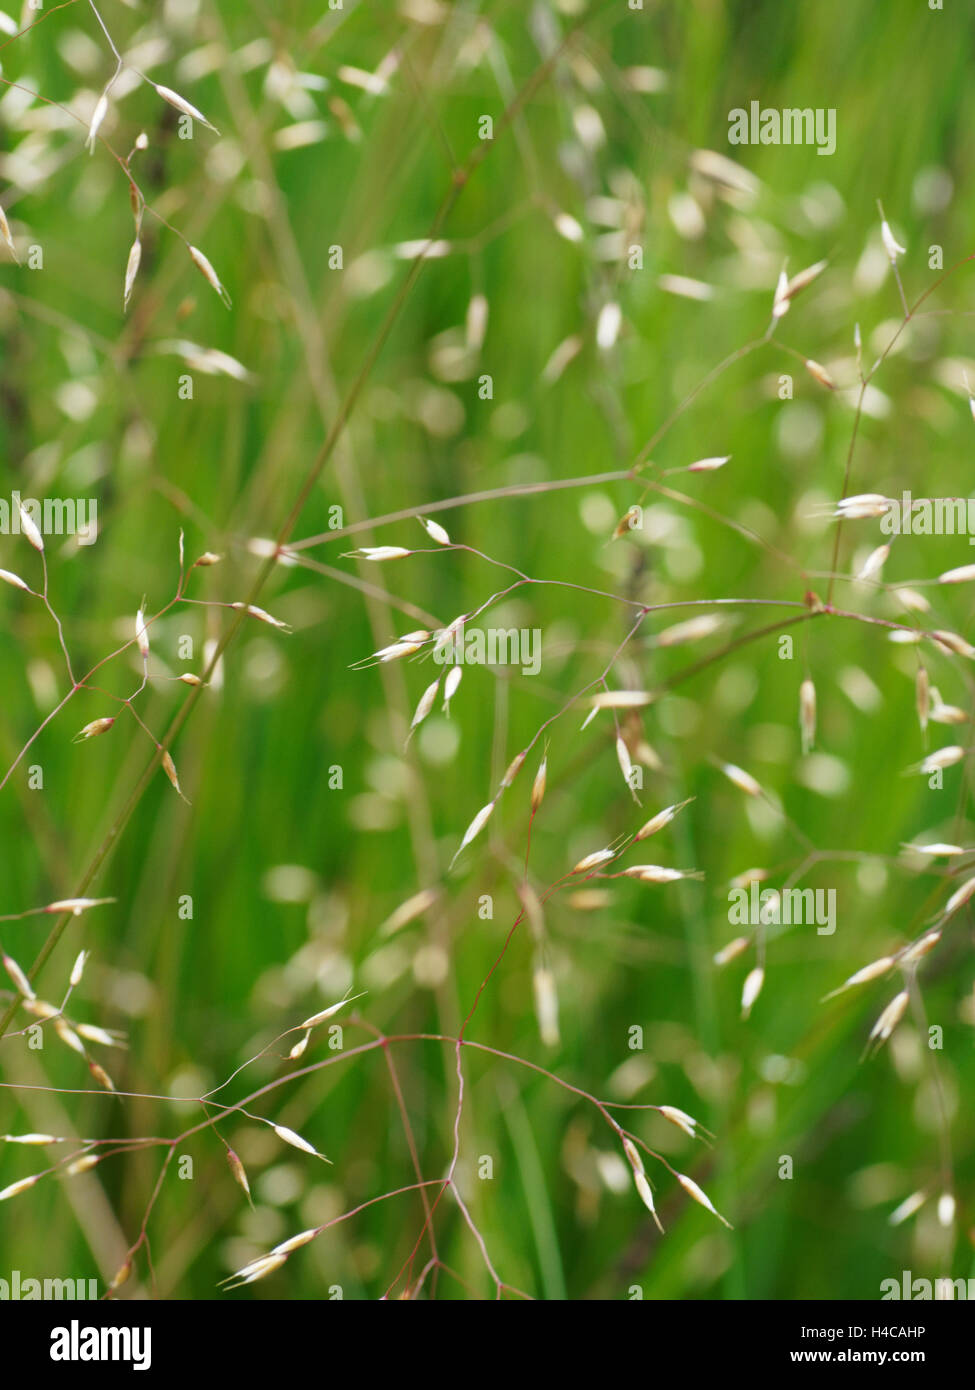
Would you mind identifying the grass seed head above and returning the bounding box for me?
[188,244,231,307]
[868,989,910,1045]
[635,797,694,841]
[634,1169,664,1232]
[75,717,115,741]
[0,1175,41,1202]
[0,567,31,592]
[272,1124,322,1158]
[721,761,762,797]
[450,801,495,867]
[713,936,749,966]
[0,203,20,263]
[570,847,615,875]
[419,516,451,545]
[3,954,35,1000]
[531,753,547,814]
[676,1172,732,1227]
[18,502,44,552]
[123,239,142,310]
[799,678,816,754]
[532,966,560,1047]
[741,966,764,1018]
[154,84,219,134]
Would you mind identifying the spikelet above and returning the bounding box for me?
[720,761,762,797]
[69,945,89,989]
[224,1253,288,1288]
[916,667,929,733]
[348,546,412,561]
[657,1106,702,1139]
[929,690,968,725]
[408,678,440,738]
[272,1124,326,1159]
[786,260,828,299]
[378,887,439,939]
[226,1148,253,1205]
[289,1033,309,1059]
[570,847,615,875]
[937,1193,955,1227]
[135,606,150,660]
[867,990,910,1048]
[442,666,462,714]
[88,1061,116,1092]
[857,545,889,581]
[931,629,975,659]
[901,842,963,857]
[615,736,635,791]
[449,801,495,868]
[918,746,964,775]
[231,603,292,632]
[822,956,895,1000]
[833,493,890,519]
[532,966,560,1047]
[1,1132,58,1145]
[0,567,31,591]
[772,267,790,318]
[898,930,941,965]
[880,219,906,262]
[23,999,59,1020]
[47,898,111,917]
[740,967,764,1019]
[938,564,975,585]
[65,1154,101,1176]
[635,797,694,840]
[0,1175,41,1202]
[530,753,547,814]
[676,1172,732,1228]
[188,245,231,308]
[713,937,749,966]
[633,1169,664,1233]
[501,750,527,787]
[54,1019,86,1056]
[657,613,724,647]
[76,1024,122,1047]
[180,673,204,687]
[799,679,816,754]
[153,83,220,134]
[419,516,451,545]
[888,1190,927,1226]
[161,751,188,802]
[0,203,20,263]
[18,502,44,552]
[804,359,835,390]
[74,717,115,742]
[271,1228,319,1256]
[3,954,35,1000]
[686,455,730,473]
[622,865,702,883]
[589,690,653,709]
[300,992,366,1029]
[123,239,142,311]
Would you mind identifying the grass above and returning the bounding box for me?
[0,0,973,1301]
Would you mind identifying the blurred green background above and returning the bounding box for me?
[1,0,974,1299]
